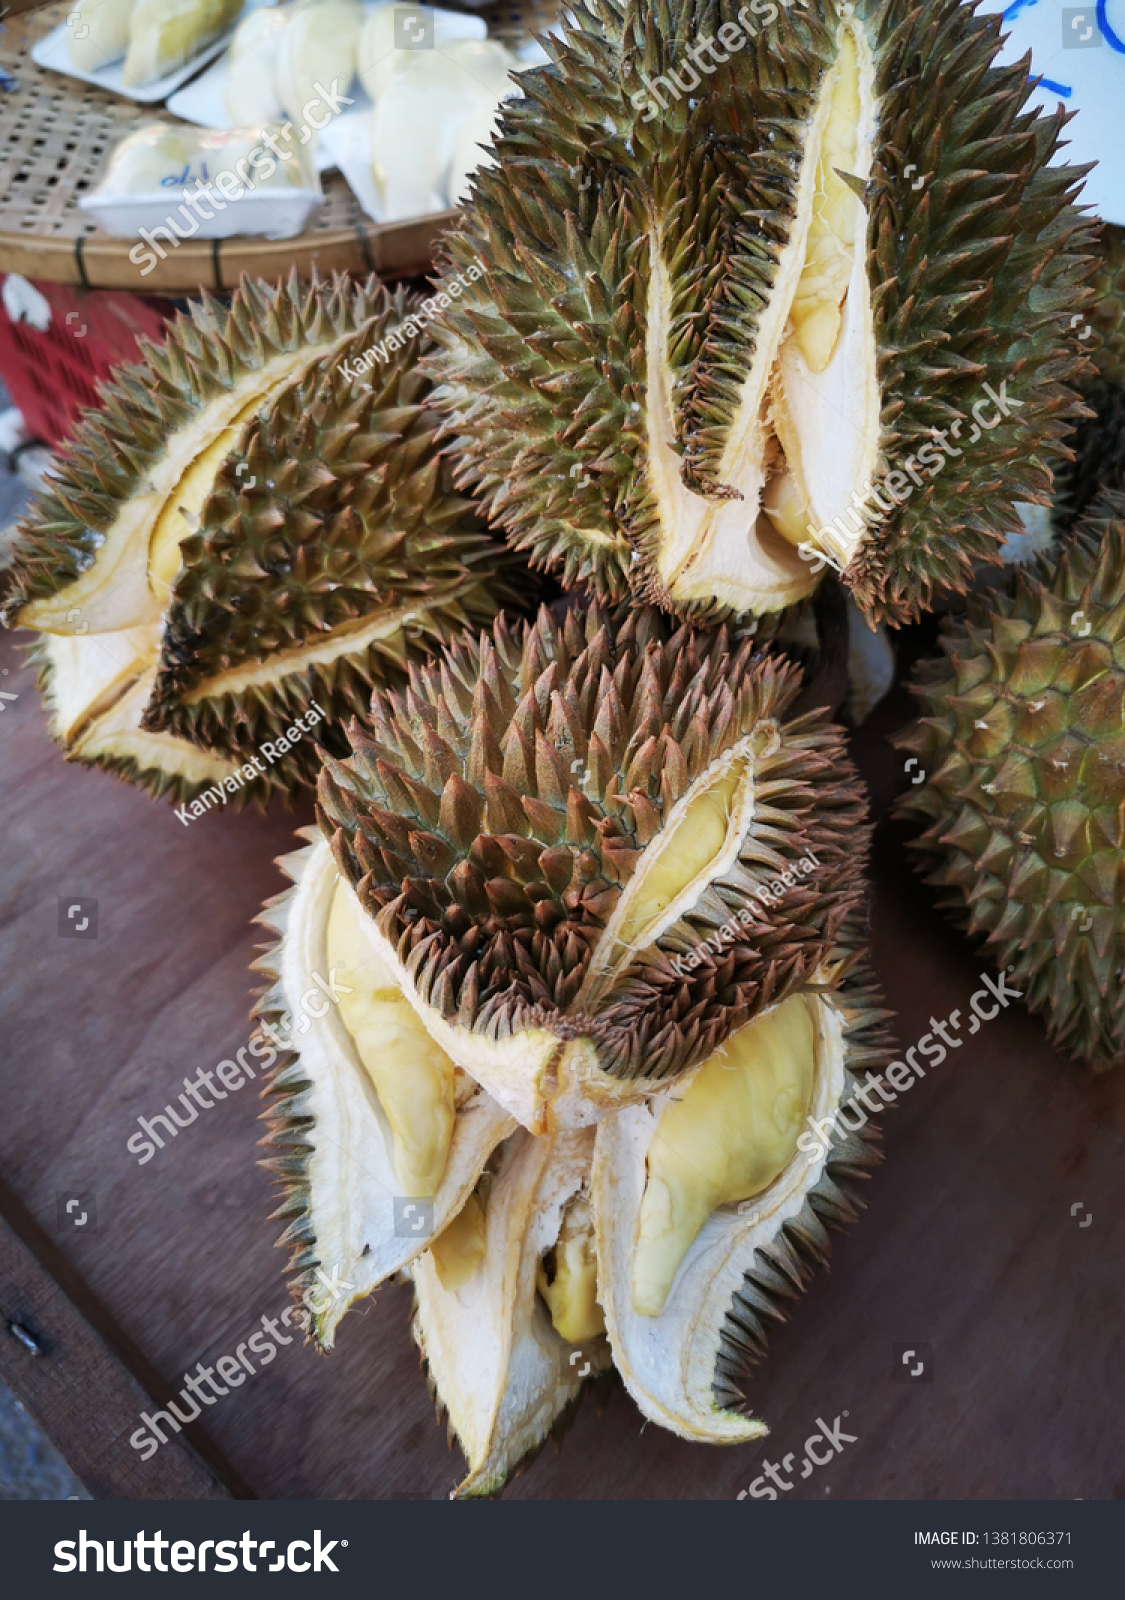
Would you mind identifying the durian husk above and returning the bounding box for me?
[894,493,1125,1068]
[254,602,894,1494]
[317,602,871,1104]
[3,271,526,805]
[426,0,1095,628]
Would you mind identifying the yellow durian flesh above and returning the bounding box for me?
[631,994,817,1318]
[788,30,860,376]
[123,0,242,89]
[326,878,456,1198]
[536,1195,605,1345]
[578,748,754,1008]
[614,758,748,952]
[431,1191,487,1292]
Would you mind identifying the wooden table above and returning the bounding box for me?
[0,622,1121,1499]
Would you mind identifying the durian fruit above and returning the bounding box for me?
[273,0,362,125]
[123,0,242,87]
[426,0,1094,625]
[222,5,291,127]
[256,603,892,1495]
[67,0,137,73]
[1055,224,1125,532]
[893,495,1125,1069]
[357,3,487,104]
[369,42,521,223]
[2,272,519,805]
[1089,223,1125,392]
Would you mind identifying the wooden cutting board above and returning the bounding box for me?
[0,622,1121,1500]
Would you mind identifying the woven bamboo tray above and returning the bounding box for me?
[0,0,555,292]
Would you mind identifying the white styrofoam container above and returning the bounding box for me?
[78,183,323,240]
[30,1,268,105]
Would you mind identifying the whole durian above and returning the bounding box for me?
[894,495,1125,1070]
[3,273,520,806]
[1055,223,1125,532]
[426,0,1094,626]
[1089,222,1125,391]
[255,602,892,1495]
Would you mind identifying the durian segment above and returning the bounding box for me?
[17,283,380,638]
[304,886,642,1135]
[411,1126,611,1498]
[123,0,242,88]
[39,630,237,789]
[631,994,816,1317]
[660,20,878,605]
[40,625,161,745]
[223,5,290,126]
[578,742,756,1005]
[357,3,486,103]
[326,873,456,1198]
[536,1193,604,1344]
[67,0,136,72]
[257,835,514,1347]
[644,246,817,616]
[431,1191,487,1293]
[273,0,361,124]
[789,31,862,374]
[593,986,849,1442]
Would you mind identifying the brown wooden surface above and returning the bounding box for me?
[0,621,1122,1500]
[0,1184,236,1498]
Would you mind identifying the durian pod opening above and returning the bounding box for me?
[3,271,524,806]
[256,601,894,1493]
[426,0,1096,626]
[893,490,1125,1069]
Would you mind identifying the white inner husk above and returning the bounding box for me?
[648,22,880,611]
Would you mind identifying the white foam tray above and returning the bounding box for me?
[79,184,322,241]
[31,1,266,105]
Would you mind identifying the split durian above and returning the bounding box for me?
[426,0,1094,625]
[2,272,520,805]
[123,0,242,87]
[256,603,892,1495]
[894,495,1125,1069]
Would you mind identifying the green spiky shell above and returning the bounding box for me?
[1089,222,1125,390]
[3,271,366,621]
[1055,225,1125,532]
[318,600,870,1083]
[894,496,1125,1068]
[141,313,529,789]
[3,272,525,802]
[426,0,1093,626]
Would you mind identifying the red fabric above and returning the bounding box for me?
[0,278,170,447]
